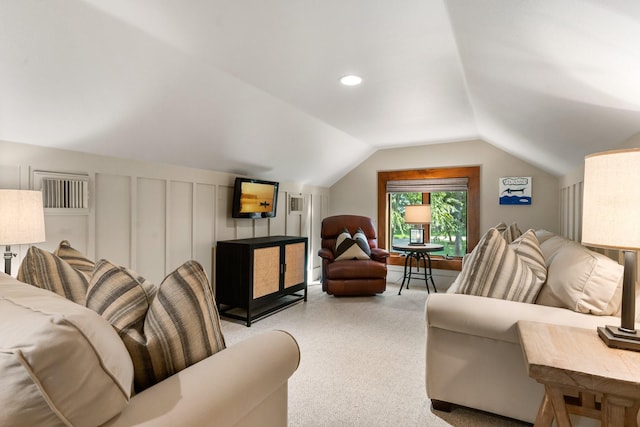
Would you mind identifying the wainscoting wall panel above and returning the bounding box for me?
[95,173,131,267]
[311,194,326,279]
[1,140,330,283]
[270,191,287,236]
[195,183,215,281]
[559,181,582,241]
[216,185,237,242]
[0,164,21,189]
[43,215,90,257]
[168,180,194,275]
[136,178,167,284]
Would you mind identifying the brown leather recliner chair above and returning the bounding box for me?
[318,215,389,296]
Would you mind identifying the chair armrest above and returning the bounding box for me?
[318,247,334,261]
[103,330,300,427]
[370,248,389,262]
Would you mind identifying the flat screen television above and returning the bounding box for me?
[231,177,279,219]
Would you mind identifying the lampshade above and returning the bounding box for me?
[582,149,640,250]
[0,189,46,245]
[582,148,640,351]
[405,204,431,224]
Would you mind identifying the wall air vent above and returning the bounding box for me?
[33,171,89,214]
[288,194,304,215]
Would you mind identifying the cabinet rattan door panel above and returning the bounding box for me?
[253,246,280,298]
[284,242,305,288]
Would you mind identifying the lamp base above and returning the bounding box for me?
[409,228,424,245]
[4,245,13,276]
[598,325,640,352]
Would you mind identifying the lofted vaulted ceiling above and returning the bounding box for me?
[2,1,640,187]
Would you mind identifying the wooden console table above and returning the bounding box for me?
[215,236,307,326]
[517,320,640,427]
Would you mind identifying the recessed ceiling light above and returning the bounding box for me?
[340,75,362,86]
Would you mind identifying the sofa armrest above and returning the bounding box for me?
[370,248,389,262]
[426,293,623,344]
[318,247,334,261]
[103,330,300,427]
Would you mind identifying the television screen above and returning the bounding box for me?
[231,177,279,219]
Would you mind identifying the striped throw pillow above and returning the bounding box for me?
[54,240,95,281]
[87,259,226,392]
[17,245,89,305]
[456,228,547,303]
[335,228,371,261]
[494,222,522,243]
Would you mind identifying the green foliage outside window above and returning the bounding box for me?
[390,191,467,257]
[390,192,423,240]
[430,191,467,256]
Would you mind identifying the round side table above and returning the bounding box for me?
[392,243,444,295]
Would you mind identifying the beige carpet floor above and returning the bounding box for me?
[221,280,532,427]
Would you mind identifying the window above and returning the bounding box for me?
[390,191,467,256]
[377,167,480,271]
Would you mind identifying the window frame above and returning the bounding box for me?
[377,166,480,271]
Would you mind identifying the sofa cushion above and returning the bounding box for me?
[335,228,371,261]
[536,238,623,316]
[534,229,557,247]
[87,259,226,392]
[17,244,89,305]
[326,258,388,279]
[0,275,133,427]
[456,228,547,303]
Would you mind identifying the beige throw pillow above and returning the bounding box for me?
[536,239,623,316]
[457,228,547,303]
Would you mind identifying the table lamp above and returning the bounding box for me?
[582,148,640,351]
[0,189,46,276]
[405,204,431,245]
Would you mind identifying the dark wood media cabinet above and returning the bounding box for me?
[215,235,308,326]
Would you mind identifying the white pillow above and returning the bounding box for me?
[0,277,133,427]
[536,240,623,316]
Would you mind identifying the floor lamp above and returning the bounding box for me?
[0,189,46,276]
[582,148,640,351]
[405,204,431,245]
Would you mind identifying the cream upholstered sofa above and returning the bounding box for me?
[0,272,300,427]
[425,229,640,424]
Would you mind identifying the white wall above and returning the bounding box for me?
[329,139,560,233]
[0,140,329,284]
